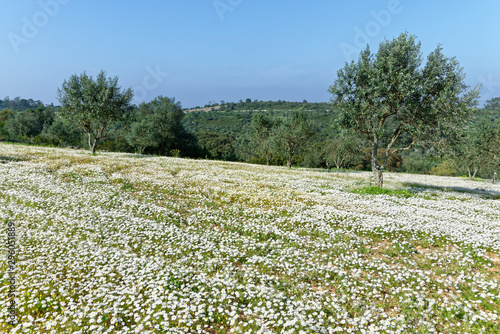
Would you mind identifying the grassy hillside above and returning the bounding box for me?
[182,101,499,139]
[1,143,499,333]
[182,108,333,139]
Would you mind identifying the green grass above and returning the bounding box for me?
[351,186,414,198]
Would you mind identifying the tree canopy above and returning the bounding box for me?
[57,70,133,154]
[126,96,195,156]
[250,114,278,166]
[274,110,315,169]
[449,119,500,182]
[329,32,480,187]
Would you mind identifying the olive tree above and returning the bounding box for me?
[476,119,500,183]
[127,119,160,154]
[250,113,278,166]
[126,96,199,157]
[322,131,364,170]
[4,110,44,140]
[329,33,479,187]
[451,119,500,182]
[274,110,315,169]
[57,70,133,154]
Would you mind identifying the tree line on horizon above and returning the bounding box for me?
[1,33,499,186]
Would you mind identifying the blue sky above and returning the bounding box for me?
[1,0,499,108]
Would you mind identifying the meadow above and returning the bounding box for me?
[0,143,499,333]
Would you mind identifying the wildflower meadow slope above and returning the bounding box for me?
[1,143,499,333]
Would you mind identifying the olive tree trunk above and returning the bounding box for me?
[371,137,384,187]
[266,153,271,166]
[88,133,98,155]
[468,168,477,180]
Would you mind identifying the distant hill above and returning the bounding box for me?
[182,101,334,139]
[184,100,331,112]
[182,100,500,141]
[184,105,222,113]
[0,97,46,112]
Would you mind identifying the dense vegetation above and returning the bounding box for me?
[0,97,45,111]
[330,33,480,187]
[1,35,499,182]
[1,96,499,178]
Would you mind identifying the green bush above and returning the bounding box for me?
[400,155,441,174]
[430,160,459,176]
[300,151,323,168]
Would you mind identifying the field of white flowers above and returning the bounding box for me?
[1,143,499,334]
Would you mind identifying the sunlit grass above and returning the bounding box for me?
[351,185,414,198]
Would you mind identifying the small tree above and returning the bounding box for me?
[448,119,500,182]
[234,133,256,163]
[57,70,133,154]
[488,124,500,184]
[4,110,44,141]
[250,113,277,166]
[41,117,81,147]
[275,110,315,169]
[448,122,482,179]
[473,119,500,183]
[127,119,160,154]
[126,96,185,155]
[196,132,236,160]
[329,33,479,187]
[322,131,364,170]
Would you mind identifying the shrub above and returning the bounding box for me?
[430,160,459,176]
[400,154,441,174]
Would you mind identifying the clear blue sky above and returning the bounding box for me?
[1,0,499,108]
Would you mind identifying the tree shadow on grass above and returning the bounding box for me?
[114,153,156,159]
[0,155,29,163]
[403,182,500,200]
